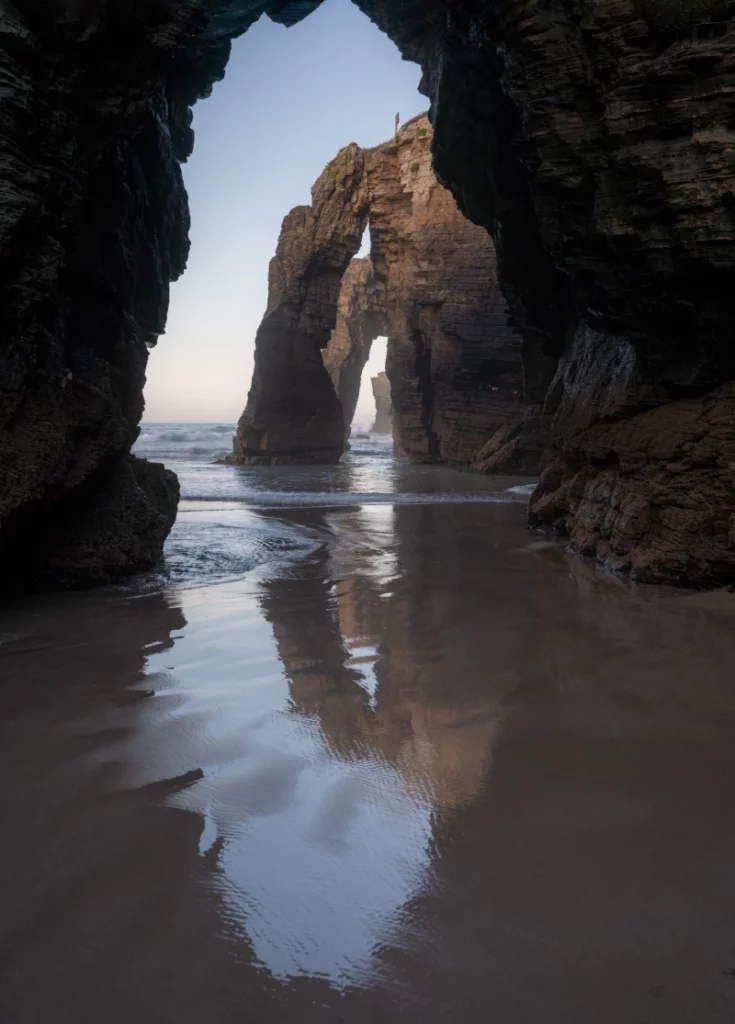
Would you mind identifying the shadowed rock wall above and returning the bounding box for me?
[2,1,735,585]
[368,116,532,466]
[233,115,531,468]
[231,144,369,464]
[356,0,735,584]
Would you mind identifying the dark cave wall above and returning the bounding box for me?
[0,1,314,585]
[357,0,735,583]
[1,0,734,585]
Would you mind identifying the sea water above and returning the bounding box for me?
[133,423,531,587]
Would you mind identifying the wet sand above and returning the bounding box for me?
[2,501,735,1022]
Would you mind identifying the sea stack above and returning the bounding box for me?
[370,373,392,435]
[232,115,539,470]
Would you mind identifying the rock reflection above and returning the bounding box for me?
[258,503,513,814]
[217,502,515,983]
[3,500,735,1022]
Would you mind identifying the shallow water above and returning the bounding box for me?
[2,425,735,1022]
[133,424,531,587]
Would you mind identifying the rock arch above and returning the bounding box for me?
[232,115,536,469]
[324,257,386,436]
[1,1,735,586]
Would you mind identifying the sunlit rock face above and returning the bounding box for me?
[234,115,531,467]
[366,116,531,466]
[2,0,735,585]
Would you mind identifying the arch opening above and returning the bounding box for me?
[353,337,390,436]
[232,111,534,469]
[143,1,425,426]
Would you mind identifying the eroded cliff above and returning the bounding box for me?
[360,0,735,584]
[233,115,531,468]
[2,1,734,585]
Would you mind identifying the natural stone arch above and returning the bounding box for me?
[323,256,387,439]
[232,115,537,469]
[232,142,371,464]
[2,1,735,586]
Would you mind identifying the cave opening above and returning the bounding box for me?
[2,0,734,593]
[141,0,424,426]
[352,336,393,438]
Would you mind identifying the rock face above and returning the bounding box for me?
[370,373,393,435]
[323,257,385,436]
[0,0,203,587]
[359,0,735,584]
[233,115,530,469]
[232,144,369,464]
[2,1,735,586]
[530,380,735,586]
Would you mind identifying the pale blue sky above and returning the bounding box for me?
[144,0,425,423]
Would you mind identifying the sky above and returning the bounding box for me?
[143,0,426,424]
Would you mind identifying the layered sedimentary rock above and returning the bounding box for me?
[323,257,385,436]
[2,1,735,585]
[234,115,530,468]
[370,373,392,435]
[0,0,212,587]
[232,144,369,464]
[367,117,531,466]
[362,0,735,584]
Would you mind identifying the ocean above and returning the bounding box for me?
[132,422,535,587]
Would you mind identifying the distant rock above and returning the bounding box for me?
[370,373,393,435]
[233,116,540,472]
[3,1,735,587]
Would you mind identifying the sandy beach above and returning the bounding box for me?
[2,434,735,1022]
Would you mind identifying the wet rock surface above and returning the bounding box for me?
[530,381,735,586]
[29,456,180,591]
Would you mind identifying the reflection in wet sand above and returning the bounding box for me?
[1,502,735,1022]
[162,501,499,983]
